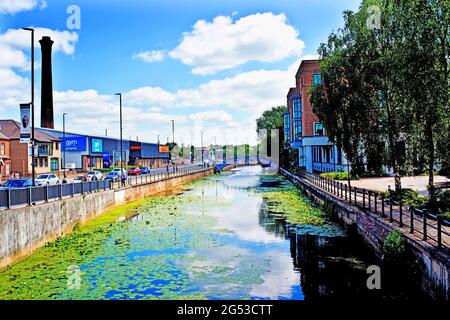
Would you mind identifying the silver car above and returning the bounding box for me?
[35,174,59,186]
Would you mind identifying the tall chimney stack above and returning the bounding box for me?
[39,36,54,129]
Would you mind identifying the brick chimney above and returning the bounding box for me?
[39,36,54,129]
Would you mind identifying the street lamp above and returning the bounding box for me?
[115,93,123,175]
[63,113,67,180]
[171,120,175,144]
[201,130,204,165]
[22,27,36,186]
[157,135,160,168]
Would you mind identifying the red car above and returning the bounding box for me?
[127,167,141,175]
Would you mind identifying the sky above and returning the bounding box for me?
[0,0,361,146]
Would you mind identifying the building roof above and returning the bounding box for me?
[286,87,300,98]
[0,120,60,142]
[295,59,321,81]
[0,131,9,140]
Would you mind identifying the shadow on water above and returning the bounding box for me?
[255,173,428,300]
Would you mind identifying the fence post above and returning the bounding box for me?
[362,189,366,210]
[410,206,414,234]
[345,184,348,201]
[368,191,371,211]
[71,183,75,196]
[423,212,427,241]
[45,185,49,202]
[389,200,393,222]
[381,194,385,218]
[374,192,377,214]
[28,187,32,205]
[354,187,357,204]
[6,189,11,209]
[437,216,442,249]
[399,201,403,227]
[59,184,63,199]
[81,182,84,194]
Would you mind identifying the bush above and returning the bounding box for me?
[320,171,351,181]
[383,230,406,262]
[382,188,428,207]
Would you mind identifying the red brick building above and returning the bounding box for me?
[285,60,348,173]
[0,132,11,179]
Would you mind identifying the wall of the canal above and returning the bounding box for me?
[0,169,213,271]
[281,171,450,300]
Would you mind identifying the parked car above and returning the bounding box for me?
[35,174,59,186]
[105,171,121,182]
[0,178,33,189]
[112,168,127,175]
[73,175,89,183]
[86,170,103,181]
[127,167,141,176]
[140,166,151,175]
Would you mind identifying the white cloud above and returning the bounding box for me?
[0,28,79,55]
[0,0,46,14]
[124,86,176,106]
[169,12,305,75]
[188,110,233,122]
[132,50,166,63]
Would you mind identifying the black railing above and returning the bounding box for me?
[111,166,212,189]
[0,179,112,209]
[280,168,450,252]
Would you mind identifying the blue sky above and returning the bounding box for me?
[0,0,361,145]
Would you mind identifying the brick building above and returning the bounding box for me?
[0,120,62,178]
[285,60,349,173]
[0,132,11,179]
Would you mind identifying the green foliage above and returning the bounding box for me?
[383,230,406,259]
[310,0,450,197]
[382,188,427,206]
[320,172,351,181]
[255,106,287,132]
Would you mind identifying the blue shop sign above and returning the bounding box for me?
[91,138,103,153]
[62,137,87,151]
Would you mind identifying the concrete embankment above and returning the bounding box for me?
[0,169,213,271]
[281,170,450,300]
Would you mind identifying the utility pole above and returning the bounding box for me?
[63,113,67,180]
[171,120,175,144]
[22,27,35,186]
[115,93,123,174]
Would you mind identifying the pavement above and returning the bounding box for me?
[350,176,450,196]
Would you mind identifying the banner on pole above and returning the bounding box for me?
[20,103,31,144]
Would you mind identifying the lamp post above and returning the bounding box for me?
[115,93,123,175]
[22,27,36,186]
[201,130,204,165]
[63,113,67,180]
[157,135,160,168]
[171,120,175,144]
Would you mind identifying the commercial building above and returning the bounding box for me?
[0,120,62,177]
[39,128,170,171]
[285,60,349,174]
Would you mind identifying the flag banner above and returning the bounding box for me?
[20,104,31,144]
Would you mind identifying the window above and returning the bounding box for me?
[314,123,325,136]
[55,142,59,150]
[283,113,290,143]
[313,73,321,84]
[51,159,59,171]
[293,120,302,141]
[44,158,48,167]
[292,98,301,119]
[0,143,4,155]
[39,159,43,167]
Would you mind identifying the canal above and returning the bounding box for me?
[0,166,426,300]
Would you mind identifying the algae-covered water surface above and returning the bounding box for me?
[0,166,425,300]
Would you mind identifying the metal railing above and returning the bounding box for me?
[0,179,112,210]
[280,168,450,252]
[111,165,211,189]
